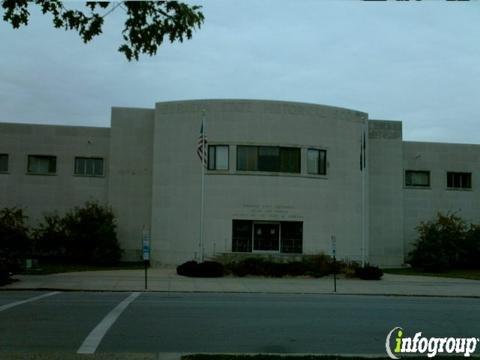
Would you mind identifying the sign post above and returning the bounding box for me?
[142,229,151,290]
[331,235,337,293]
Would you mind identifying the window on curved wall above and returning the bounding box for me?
[237,146,300,173]
[0,154,8,172]
[208,145,229,170]
[307,149,327,175]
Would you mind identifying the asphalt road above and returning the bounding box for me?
[0,291,479,356]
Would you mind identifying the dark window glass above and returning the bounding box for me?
[27,155,56,174]
[75,157,104,176]
[232,220,252,252]
[281,221,303,253]
[237,146,258,171]
[237,146,300,173]
[279,147,300,173]
[405,170,430,187]
[258,146,279,172]
[0,154,8,172]
[447,172,472,189]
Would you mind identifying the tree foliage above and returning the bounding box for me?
[34,202,122,265]
[409,212,480,271]
[0,207,31,275]
[1,0,204,61]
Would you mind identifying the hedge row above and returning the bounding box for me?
[176,256,383,280]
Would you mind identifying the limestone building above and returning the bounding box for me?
[1,99,479,267]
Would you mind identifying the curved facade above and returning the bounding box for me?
[2,99,480,267]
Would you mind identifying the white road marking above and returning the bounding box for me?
[77,292,141,354]
[0,291,60,312]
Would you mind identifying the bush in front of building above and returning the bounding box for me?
[408,212,480,272]
[0,207,31,283]
[177,260,224,277]
[354,264,383,280]
[225,255,335,278]
[33,202,122,265]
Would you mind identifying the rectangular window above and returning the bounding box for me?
[405,170,430,187]
[232,220,253,252]
[75,157,104,176]
[307,149,327,175]
[27,155,56,174]
[0,154,8,172]
[208,145,229,170]
[231,220,303,254]
[280,221,303,254]
[237,146,300,173]
[237,146,258,171]
[447,172,472,189]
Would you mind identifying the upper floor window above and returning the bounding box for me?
[447,172,471,189]
[27,155,56,174]
[307,149,327,175]
[237,146,300,173]
[405,170,430,187]
[75,157,104,176]
[0,154,8,172]
[208,145,229,170]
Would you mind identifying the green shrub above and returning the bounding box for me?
[177,261,224,277]
[408,212,479,271]
[0,207,31,275]
[32,213,66,261]
[355,264,383,280]
[226,255,334,278]
[33,202,122,265]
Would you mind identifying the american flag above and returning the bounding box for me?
[197,122,207,165]
[360,131,366,171]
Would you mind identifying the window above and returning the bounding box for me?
[232,220,303,254]
[75,157,104,176]
[405,170,430,187]
[307,149,327,175]
[232,220,252,252]
[0,154,8,172]
[208,145,229,170]
[27,155,56,174]
[447,172,472,189]
[280,221,303,253]
[237,146,300,173]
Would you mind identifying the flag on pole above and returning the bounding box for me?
[360,131,366,171]
[197,122,207,165]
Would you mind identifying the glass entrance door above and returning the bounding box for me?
[253,223,280,251]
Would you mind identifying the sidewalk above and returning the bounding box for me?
[2,269,480,297]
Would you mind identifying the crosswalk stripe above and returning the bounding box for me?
[77,292,141,354]
[0,291,60,312]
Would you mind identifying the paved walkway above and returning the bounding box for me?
[2,269,480,297]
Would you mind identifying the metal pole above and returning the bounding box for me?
[333,253,337,293]
[144,260,148,290]
[200,110,206,262]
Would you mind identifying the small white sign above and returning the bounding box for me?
[331,235,336,255]
[142,231,151,261]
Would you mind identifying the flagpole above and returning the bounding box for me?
[200,110,206,262]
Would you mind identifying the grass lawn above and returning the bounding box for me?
[21,261,145,275]
[383,267,480,280]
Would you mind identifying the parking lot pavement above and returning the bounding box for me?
[0,291,479,357]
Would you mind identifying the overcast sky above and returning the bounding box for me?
[1,1,479,143]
